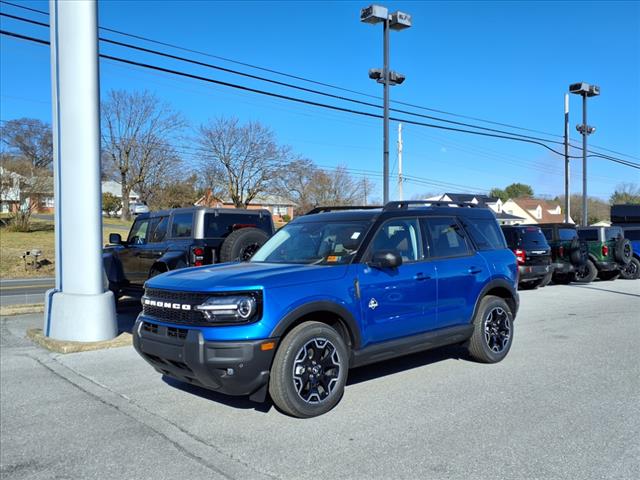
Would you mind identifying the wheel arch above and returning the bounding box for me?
[270,301,362,351]
[473,279,519,321]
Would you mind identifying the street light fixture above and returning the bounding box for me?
[569,81,600,226]
[360,4,412,203]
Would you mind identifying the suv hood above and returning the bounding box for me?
[146,262,350,292]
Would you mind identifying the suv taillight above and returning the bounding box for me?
[602,245,609,256]
[191,247,205,267]
[514,249,526,265]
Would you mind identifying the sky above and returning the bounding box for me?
[1,0,639,202]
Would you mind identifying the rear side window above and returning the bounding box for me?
[424,217,470,258]
[501,228,519,248]
[519,227,548,248]
[461,218,506,250]
[170,213,193,238]
[204,213,272,237]
[578,229,598,241]
[541,228,553,241]
[559,228,577,241]
[605,227,623,241]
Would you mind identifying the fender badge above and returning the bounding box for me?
[368,298,379,310]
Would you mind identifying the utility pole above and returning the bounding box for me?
[44,0,117,341]
[564,94,570,223]
[397,123,403,200]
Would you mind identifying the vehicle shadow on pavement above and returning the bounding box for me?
[347,344,466,386]
[161,376,274,413]
[116,298,142,334]
[568,283,640,298]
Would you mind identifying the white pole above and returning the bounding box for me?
[44,0,117,341]
[397,123,403,201]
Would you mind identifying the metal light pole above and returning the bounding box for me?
[45,0,117,341]
[569,82,600,226]
[563,94,570,223]
[361,5,411,203]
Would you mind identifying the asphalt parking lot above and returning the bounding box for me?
[1,280,639,480]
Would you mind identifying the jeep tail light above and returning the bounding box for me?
[192,247,205,267]
[602,245,609,256]
[514,249,526,265]
[558,246,564,257]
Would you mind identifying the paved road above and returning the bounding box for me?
[33,214,131,232]
[1,281,639,479]
[0,278,54,306]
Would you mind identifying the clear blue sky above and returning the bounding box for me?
[1,0,639,201]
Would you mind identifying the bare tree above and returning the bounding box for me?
[610,183,640,204]
[101,90,185,220]
[0,118,53,169]
[274,160,373,214]
[197,117,288,208]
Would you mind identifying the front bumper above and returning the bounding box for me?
[133,316,276,397]
[518,264,552,282]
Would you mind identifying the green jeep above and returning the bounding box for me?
[576,226,633,282]
[539,223,588,284]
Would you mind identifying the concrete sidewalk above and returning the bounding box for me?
[2,281,640,479]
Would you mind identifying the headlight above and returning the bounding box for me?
[195,294,260,324]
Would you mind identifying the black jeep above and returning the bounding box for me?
[501,225,553,289]
[103,207,274,302]
[539,223,589,284]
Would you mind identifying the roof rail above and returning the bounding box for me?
[305,205,382,215]
[382,200,478,211]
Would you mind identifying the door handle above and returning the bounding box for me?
[468,267,482,275]
[414,273,431,281]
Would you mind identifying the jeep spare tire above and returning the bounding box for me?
[569,238,585,266]
[613,238,633,265]
[220,227,270,262]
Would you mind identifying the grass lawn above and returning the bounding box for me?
[0,217,131,279]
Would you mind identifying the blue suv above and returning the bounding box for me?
[133,201,519,417]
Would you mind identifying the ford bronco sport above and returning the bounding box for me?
[133,201,519,418]
[104,207,273,303]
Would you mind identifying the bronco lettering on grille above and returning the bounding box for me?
[143,298,192,310]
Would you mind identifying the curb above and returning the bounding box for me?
[1,304,45,316]
[26,328,132,354]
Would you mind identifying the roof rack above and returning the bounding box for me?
[382,200,478,211]
[305,205,382,215]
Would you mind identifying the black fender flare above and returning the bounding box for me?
[270,301,362,350]
[471,279,519,322]
[151,251,189,274]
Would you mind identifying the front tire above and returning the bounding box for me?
[269,322,349,418]
[467,296,514,364]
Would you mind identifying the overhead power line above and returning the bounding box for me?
[1,0,638,162]
[1,28,639,172]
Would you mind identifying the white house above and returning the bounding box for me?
[101,180,140,201]
[501,198,572,224]
[424,192,525,225]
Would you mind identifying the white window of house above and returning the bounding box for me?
[273,205,288,216]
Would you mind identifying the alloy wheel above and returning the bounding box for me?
[292,338,342,404]
[484,307,511,354]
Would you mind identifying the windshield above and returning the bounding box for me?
[251,221,370,265]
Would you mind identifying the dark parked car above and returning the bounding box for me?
[539,223,588,284]
[576,226,632,282]
[103,207,274,302]
[501,225,552,289]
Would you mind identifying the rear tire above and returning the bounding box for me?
[269,321,349,418]
[467,296,514,364]
[220,228,270,263]
[574,260,597,283]
[539,272,553,287]
[620,257,640,280]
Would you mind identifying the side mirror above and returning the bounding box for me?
[369,250,403,269]
[109,233,122,245]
